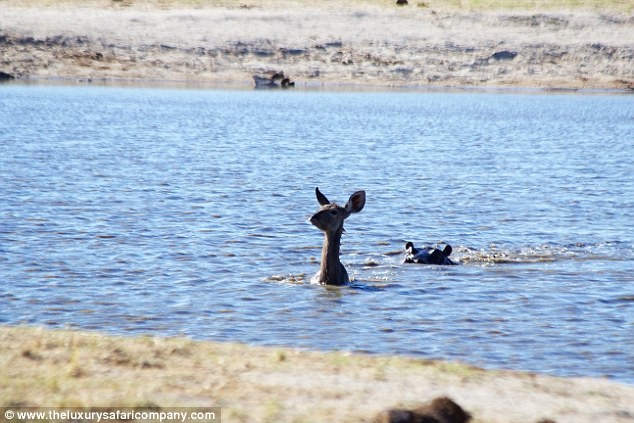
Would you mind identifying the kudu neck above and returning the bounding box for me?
[320,224,344,284]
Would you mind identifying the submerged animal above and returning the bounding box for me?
[404,241,456,265]
[310,187,366,286]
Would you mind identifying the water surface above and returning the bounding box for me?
[1,84,633,383]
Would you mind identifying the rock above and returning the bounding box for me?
[490,50,518,61]
[0,71,16,80]
[373,396,471,423]
[252,71,295,89]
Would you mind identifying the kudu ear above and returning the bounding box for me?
[345,190,366,214]
[315,187,330,206]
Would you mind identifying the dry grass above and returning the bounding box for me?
[2,326,634,423]
[3,0,633,10]
[1,0,632,88]
[427,0,633,11]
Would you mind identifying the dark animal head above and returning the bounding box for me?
[310,187,365,235]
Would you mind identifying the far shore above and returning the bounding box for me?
[1,0,633,91]
[2,325,634,423]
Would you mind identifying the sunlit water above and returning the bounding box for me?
[1,84,633,383]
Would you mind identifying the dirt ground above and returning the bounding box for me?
[1,0,633,90]
[1,326,633,423]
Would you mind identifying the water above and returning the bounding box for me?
[1,84,633,383]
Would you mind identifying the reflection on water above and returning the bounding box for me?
[1,85,633,383]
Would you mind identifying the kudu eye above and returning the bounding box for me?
[328,210,338,216]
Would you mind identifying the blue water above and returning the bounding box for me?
[1,84,633,383]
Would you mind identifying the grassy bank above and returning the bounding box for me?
[426,0,633,11]
[3,0,633,10]
[1,326,634,423]
[1,0,633,90]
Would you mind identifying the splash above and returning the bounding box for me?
[262,274,307,285]
[455,241,632,265]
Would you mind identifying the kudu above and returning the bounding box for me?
[310,187,366,285]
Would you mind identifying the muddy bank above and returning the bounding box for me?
[1,2,633,89]
[1,326,634,423]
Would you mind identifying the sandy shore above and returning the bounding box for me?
[1,326,634,423]
[1,0,633,90]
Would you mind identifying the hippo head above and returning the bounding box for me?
[404,242,456,265]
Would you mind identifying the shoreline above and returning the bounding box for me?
[5,76,634,95]
[1,1,633,91]
[2,325,634,423]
